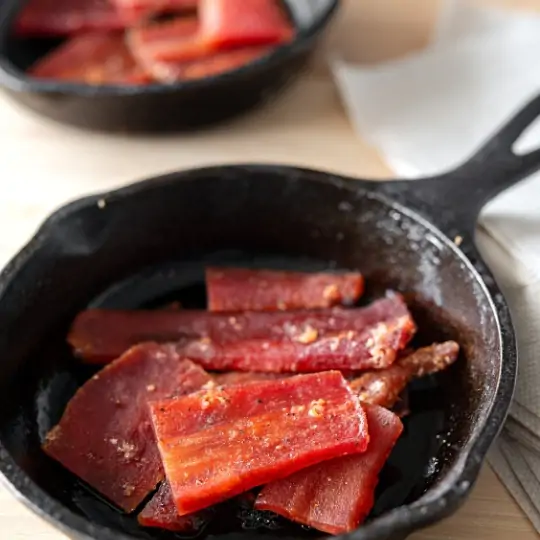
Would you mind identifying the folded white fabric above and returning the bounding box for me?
[332,0,540,531]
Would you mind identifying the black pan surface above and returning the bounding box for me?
[0,0,339,132]
[0,95,540,540]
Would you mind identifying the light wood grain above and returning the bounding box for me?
[0,0,538,538]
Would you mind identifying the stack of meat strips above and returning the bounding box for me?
[18,0,294,84]
[45,267,459,535]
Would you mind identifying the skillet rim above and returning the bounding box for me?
[0,164,516,540]
[0,0,340,97]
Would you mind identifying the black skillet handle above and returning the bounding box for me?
[375,94,540,237]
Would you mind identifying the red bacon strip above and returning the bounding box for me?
[206,268,364,312]
[127,17,204,68]
[29,33,150,85]
[67,294,412,364]
[200,0,294,49]
[128,17,271,82]
[15,0,128,37]
[149,372,368,515]
[176,314,415,372]
[256,404,403,535]
[43,344,210,512]
[138,45,272,82]
[350,341,459,408]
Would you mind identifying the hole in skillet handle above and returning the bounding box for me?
[0,0,341,132]
[513,115,540,156]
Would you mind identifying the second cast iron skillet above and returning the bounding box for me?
[0,95,540,540]
[0,0,339,131]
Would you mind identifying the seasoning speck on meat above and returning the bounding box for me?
[294,325,319,344]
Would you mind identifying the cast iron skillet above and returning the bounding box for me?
[1,94,540,540]
[0,0,339,132]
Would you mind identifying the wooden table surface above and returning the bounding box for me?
[0,0,539,538]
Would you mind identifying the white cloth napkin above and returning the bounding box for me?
[332,0,540,531]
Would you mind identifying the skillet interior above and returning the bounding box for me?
[0,166,501,540]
